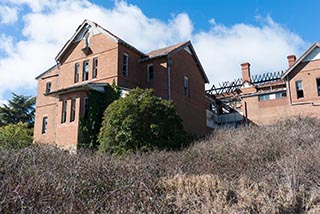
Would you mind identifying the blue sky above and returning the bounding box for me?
[0,0,318,104]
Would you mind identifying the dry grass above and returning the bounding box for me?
[1,116,320,213]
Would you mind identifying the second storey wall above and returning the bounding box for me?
[58,33,119,89]
[288,59,320,104]
[170,49,206,136]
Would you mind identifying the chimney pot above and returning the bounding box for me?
[241,62,251,83]
[287,55,296,67]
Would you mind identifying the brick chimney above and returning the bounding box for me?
[241,62,251,83]
[287,55,296,67]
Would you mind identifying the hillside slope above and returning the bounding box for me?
[1,117,320,213]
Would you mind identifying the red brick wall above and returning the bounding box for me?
[170,49,206,136]
[55,92,86,149]
[59,33,119,89]
[288,59,320,103]
[34,68,59,145]
[117,44,144,89]
[242,96,290,125]
[242,59,320,125]
[140,58,169,99]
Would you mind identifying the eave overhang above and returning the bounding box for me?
[45,83,109,97]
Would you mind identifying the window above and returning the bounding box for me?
[296,81,304,98]
[83,60,89,81]
[122,53,129,77]
[42,117,48,134]
[45,82,51,93]
[258,92,287,101]
[61,100,67,123]
[258,94,270,101]
[70,98,76,122]
[92,58,98,79]
[317,79,320,96]
[147,64,154,81]
[83,97,89,118]
[184,76,190,97]
[74,63,80,83]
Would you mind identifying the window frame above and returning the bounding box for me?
[258,92,287,101]
[316,78,320,96]
[184,76,190,97]
[74,62,80,83]
[83,60,89,81]
[45,82,52,94]
[42,116,48,134]
[147,64,154,82]
[295,80,304,99]
[61,100,67,124]
[70,98,76,122]
[92,57,98,79]
[122,53,129,77]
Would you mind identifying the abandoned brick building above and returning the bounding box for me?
[206,42,320,127]
[33,20,209,150]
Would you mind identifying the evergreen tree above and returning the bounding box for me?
[0,93,36,127]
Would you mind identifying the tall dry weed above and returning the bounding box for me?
[0,117,319,213]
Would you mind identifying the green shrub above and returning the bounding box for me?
[0,122,33,149]
[98,88,190,155]
[78,84,120,149]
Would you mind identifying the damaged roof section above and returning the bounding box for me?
[207,70,284,96]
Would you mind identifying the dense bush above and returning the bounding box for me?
[0,117,319,213]
[98,88,190,155]
[0,122,33,149]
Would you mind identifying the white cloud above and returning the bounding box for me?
[0,0,308,102]
[194,16,306,86]
[0,5,18,24]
